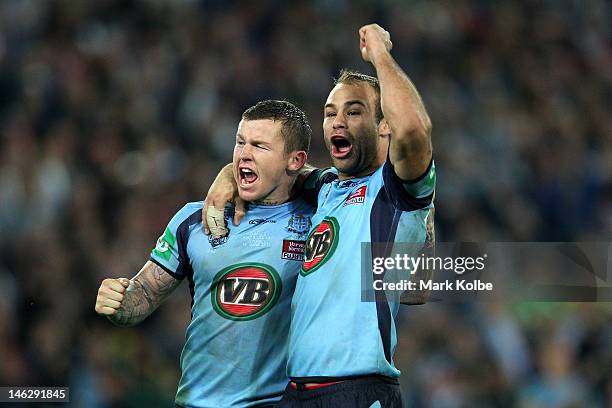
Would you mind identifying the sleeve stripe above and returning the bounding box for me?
[397,156,434,184]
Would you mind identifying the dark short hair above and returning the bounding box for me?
[242,100,311,154]
[334,69,383,123]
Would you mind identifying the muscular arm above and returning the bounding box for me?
[108,261,181,327]
[361,25,432,180]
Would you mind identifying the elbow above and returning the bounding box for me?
[412,112,432,141]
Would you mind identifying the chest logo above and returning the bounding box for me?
[211,263,281,321]
[343,186,367,206]
[282,239,305,261]
[286,213,312,235]
[301,217,339,276]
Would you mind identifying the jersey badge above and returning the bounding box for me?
[286,213,312,235]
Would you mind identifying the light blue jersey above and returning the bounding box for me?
[150,200,314,408]
[288,160,435,381]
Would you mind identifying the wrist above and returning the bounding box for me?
[370,49,392,68]
[107,313,132,327]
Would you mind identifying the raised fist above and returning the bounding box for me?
[95,278,131,315]
[359,24,393,64]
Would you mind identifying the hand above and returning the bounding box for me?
[95,278,130,316]
[202,164,246,235]
[359,24,393,65]
[205,206,229,238]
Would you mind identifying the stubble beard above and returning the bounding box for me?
[331,126,379,178]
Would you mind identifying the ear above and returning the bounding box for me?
[378,118,391,138]
[287,151,307,172]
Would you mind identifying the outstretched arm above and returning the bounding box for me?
[95,261,181,327]
[360,24,432,180]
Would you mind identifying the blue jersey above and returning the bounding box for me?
[150,200,314,408]
[288,160,435,381]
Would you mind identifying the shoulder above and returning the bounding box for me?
[167,201,204,231]
[308,167,339,189]
[291,197,316,215]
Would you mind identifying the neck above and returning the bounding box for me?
[252,179,295,205]
[337,164,380,180]
[253,197,289,206]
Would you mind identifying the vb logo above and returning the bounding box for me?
[211,263,282,320]
[301,217,339,276]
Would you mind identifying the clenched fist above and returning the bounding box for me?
[359,24,393,64]
[95,278,131,315]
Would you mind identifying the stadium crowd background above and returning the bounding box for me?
[0,0,610,407]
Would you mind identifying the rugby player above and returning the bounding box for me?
[205,24,434,407]
[95,100,314,408]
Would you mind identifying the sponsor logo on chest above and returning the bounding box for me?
[301,217,340,276]
[211,263,282,321]
[281,239,305,261]
[343,185,367,206]
[249,218,277,225]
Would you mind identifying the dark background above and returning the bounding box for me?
[0,0,610,407]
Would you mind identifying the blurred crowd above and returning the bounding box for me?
[0,0,610,407]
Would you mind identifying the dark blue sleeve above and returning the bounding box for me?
[301,167,338,207]
[149,205,201,280]
[382,159,435,211]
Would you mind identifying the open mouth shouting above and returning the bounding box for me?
[330,135,353,159]
[239,167,258,188]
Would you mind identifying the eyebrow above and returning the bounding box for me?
[324,100,367,109]
[235,133,271,146]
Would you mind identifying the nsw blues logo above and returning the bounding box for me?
[286,213,312,235]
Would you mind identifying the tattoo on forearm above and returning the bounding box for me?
[109,263,181,326]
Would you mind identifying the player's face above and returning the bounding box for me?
[233,119,293,203]
[323,83,381,179]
